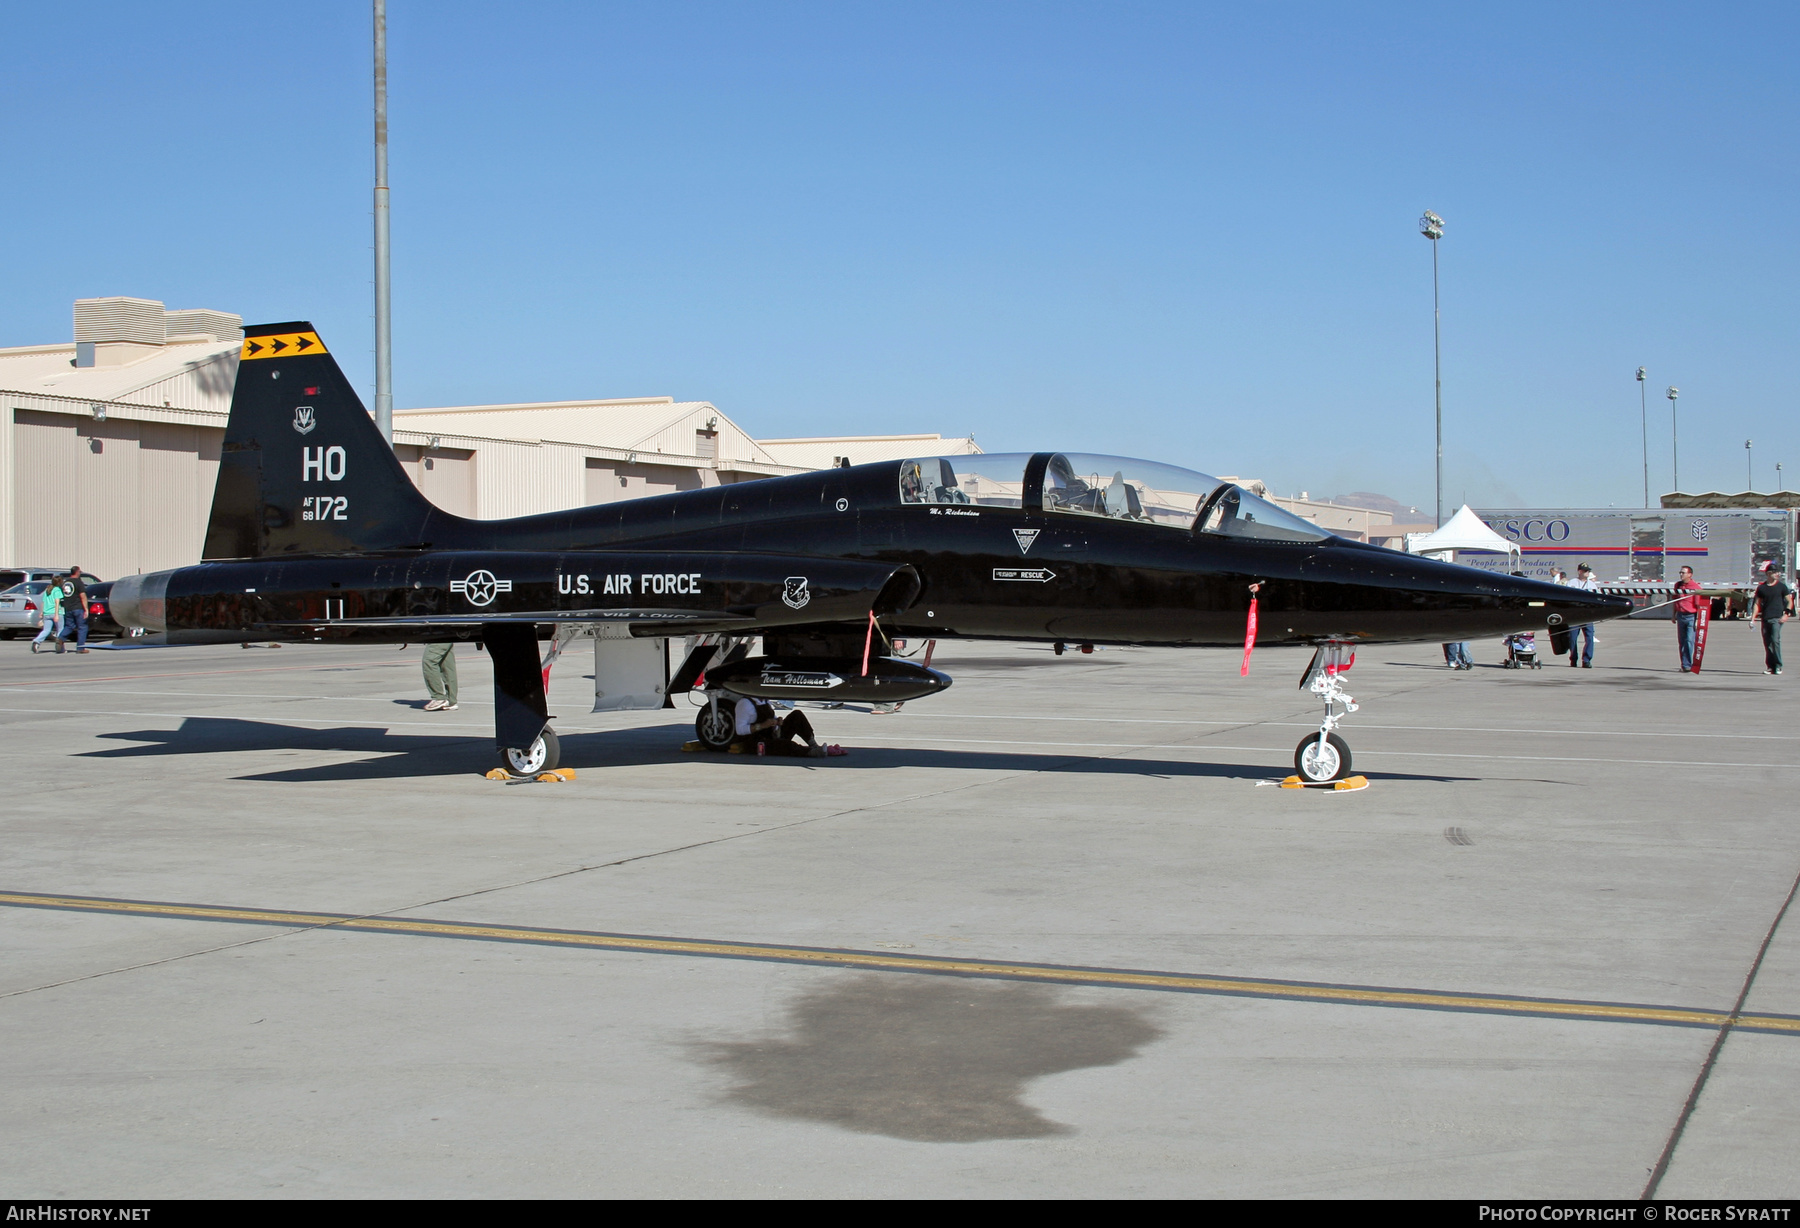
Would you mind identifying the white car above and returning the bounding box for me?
[0,581,57,638]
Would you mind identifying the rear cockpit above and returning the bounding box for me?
[897,452,1330,543]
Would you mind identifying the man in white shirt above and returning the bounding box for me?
[1547,568,1573,659]
[735,696,828,757]
[1567,563,1601,667]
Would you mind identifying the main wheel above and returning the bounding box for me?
[500,728,560,776]
[694,698,738,751]
[1294,732,1351,782]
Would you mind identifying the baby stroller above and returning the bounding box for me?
[1503,632,1541,669]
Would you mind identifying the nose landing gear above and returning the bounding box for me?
[1293,643,1358,783]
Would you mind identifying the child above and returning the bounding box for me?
[31,582,64,654]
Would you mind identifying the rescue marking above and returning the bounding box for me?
[4,890,1797,1036]
[241,332,326,360]
[993,567,1056,583]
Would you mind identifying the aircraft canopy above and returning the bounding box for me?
[897,452,1330,543]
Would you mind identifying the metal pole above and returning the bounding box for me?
[1747,440,1754,491]
[1431,236,1442,527]
[1636,367,1648,506]
[373,0,393,444]
[1668,387,1680,493]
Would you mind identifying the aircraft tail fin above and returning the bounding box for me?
[203,322,440,559]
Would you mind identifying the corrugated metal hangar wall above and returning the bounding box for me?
[4,297,978,581]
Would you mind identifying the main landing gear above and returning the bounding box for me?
[694,694,737,752]
[502,728,561,775]
[483,622,562,777]
[1293,642,1359,783]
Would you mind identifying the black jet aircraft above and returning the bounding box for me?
[106,321,1629,782]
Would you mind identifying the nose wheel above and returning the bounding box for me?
[1293,642,1358,783]
[1294,731,1352,782]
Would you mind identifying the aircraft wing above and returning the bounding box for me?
[251,608,758,634]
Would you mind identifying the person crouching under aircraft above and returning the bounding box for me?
[735,697,829,757]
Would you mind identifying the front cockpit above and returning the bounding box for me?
[896,452,1331,543]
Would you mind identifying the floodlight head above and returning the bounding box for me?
[1667,386,1679,400]
[1419,210,1444,240]
[1636,367,1646,381]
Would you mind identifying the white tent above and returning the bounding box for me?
[1405,504,1522,566]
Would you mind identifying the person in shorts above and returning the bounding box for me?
[1752,564,1794,675]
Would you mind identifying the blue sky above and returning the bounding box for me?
[4,2,1794,509]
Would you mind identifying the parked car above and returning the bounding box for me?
[84,581,123,639]
[0,581,54,638]
[0,567,65,592]
[0,575,118,641]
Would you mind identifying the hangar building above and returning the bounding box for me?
[1,297,977,581]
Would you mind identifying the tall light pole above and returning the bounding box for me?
[1667,386,1680,493]
[1636,367,1649,506]
[373,0,393,445]
[1746,439,1754,491]
[1420,210,1445,526]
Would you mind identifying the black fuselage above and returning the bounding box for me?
[116,459,1619,648]
[100,319,1632,762]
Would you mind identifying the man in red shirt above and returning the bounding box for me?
[1672,565,1704,672]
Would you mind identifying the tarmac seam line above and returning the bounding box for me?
[1640,853,1800,1198]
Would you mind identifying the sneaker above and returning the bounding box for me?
[1582,662,1591,668]
[440,702,458,711]
[423,699,446,711]
[76,648,88,654]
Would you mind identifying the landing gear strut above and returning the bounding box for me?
[484,621,559,776]
[1293,642,1358,782]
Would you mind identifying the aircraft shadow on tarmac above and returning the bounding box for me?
[81,716,1475,786]
[694,973,1161,1143]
